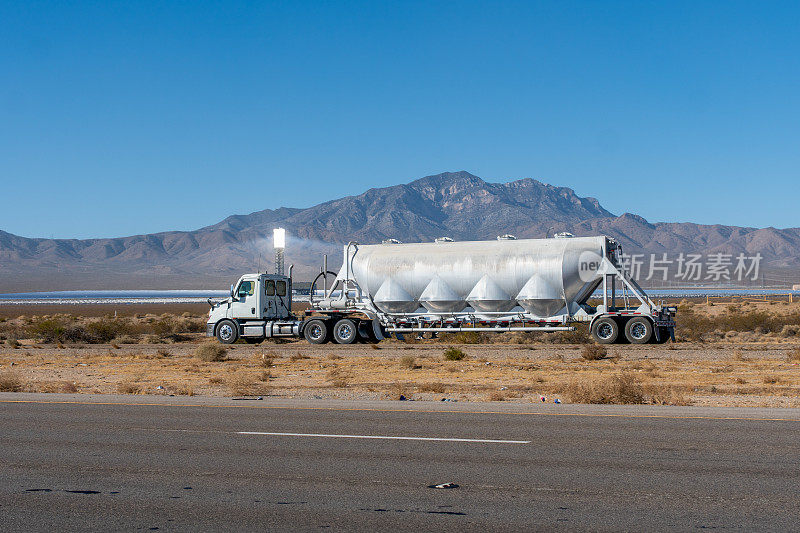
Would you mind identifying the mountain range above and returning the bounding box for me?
[1,171,798,291]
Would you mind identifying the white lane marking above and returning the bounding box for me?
[237,431,530,444]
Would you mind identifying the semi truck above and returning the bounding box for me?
[206,233,676,345]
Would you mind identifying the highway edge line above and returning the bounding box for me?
[2,398,800,422]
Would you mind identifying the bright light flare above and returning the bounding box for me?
[273,227,286,249]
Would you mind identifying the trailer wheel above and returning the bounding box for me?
[216,320,239,344]
[625,317,653,344]
[333,319,358,344]
[591,317,619,344]
[304,319,329,344]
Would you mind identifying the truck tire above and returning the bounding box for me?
[333,319,358,344]
[591,317,619,344]
[304,319,329,344]
[625,317,653,344]
[216,320,239,344]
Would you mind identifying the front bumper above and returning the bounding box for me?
[206,323,215,337]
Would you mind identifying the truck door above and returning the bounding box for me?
[263,279,277,318]
[275,279,290,319]
[231,280,259,319]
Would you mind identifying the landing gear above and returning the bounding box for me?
[653,326,672,344]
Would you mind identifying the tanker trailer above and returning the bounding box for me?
[307,235,676,345]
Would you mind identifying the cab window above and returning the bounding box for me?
[265,280,276,296]
[276,280,287,296]
[237,281,254,297]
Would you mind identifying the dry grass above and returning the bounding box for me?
[787,347,800,362]
[0,372,24,392]
[257,352,276,367]
[418,382,446,393]
[289,352,310,361]
[733,349,749,362]
[228,372,269,396]
[389,382,412,400]
[487,391,506,401]
[36,380,79,393]
[564,372,645,404]
[195,343,227,362]
[581,344,608,360]
[117,382,142,394]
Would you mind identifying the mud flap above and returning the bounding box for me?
[372,319,385,341]
[669,326,676,342]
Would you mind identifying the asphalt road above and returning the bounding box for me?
[2,394,799,532]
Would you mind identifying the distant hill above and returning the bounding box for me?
[1,171,798,291]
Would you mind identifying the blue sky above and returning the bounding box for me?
[1,1,798,239]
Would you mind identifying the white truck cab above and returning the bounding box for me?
[206,273,298,344]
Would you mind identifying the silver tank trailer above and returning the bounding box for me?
[341,236,608,318]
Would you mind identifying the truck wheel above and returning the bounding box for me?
[216,320,239,344]
[591,317,619,344]
[333,319,358,344]
[625,317,653,344]
[304,319,329,344]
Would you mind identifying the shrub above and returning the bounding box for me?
[228,372,269,395]
[581,344,608,360]
[37,380,78,393]
[289,352,310,361]
[27,318,87,343]
[399,355,417,369]
[487,391,506,401]
[439,331,485,344]
[787,348,800,362]
[258,353,276,367]
[195,343,227,362]
[117,382,141,394]
[0,372,23,392]
[443,347,466,361]
[564,372,645,404]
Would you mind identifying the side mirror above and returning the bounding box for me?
[230,284,235,298]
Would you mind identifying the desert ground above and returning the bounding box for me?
[1,297,799,407]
